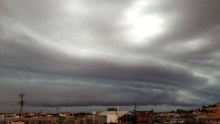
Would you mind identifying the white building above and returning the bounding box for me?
[99,111,133,124]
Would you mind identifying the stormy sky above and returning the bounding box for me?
[1,0,220,112]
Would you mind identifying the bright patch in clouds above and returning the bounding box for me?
[125,1,163,45]
[62,0,88,15]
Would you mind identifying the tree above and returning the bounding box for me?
[201,108,208,113]
[107,107,117,111]
[176,109,184,114]
[202,105,207,108]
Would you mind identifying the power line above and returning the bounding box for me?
[0,101,18,104]
[0,101,18,105]
[0,103,17,105]
[0,101,18,103]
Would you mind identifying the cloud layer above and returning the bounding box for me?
[1,0,220,112]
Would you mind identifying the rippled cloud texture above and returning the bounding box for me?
[1,0,220,112]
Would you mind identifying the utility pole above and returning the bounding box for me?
[18,93,25,122]
[56,107,60,114]
[134,102,137,113]
[134,102,137,124]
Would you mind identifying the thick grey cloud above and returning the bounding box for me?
[0,0,220,112]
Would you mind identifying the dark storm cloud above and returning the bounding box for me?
[0,0,220,111]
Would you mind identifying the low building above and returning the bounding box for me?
[0,115,5,124]
[99,111,133,124]
[135,111,153,124]
[197,113,220,124]
[153,112,184,124]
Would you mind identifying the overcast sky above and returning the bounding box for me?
[1,0,220,112]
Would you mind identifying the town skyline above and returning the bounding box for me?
[1,102,220,124]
